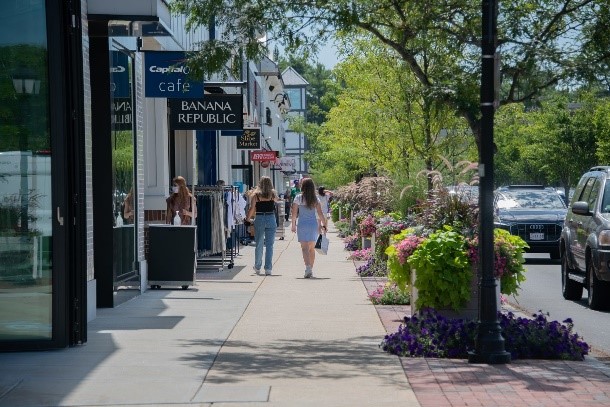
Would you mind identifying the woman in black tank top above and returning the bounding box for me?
[246,176,279,275]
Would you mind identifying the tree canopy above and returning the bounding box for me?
[171,0,610,151]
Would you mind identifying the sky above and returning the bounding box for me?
[314,41,341,69]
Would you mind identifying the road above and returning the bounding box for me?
[507,253,610,356]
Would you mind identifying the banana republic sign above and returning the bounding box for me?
[169,94,243,130]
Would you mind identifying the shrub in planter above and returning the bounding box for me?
[381,308,589,361]
[385,231,424,291]
[466,229,528,296]
[334,219,352,238]
[359,214,377,238]
[374,219,410,259]
[407,227,472,311]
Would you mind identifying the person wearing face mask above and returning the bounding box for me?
[166,176,196,225]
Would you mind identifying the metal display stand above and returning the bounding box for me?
[275,201,285,240]
[148,225,196,289]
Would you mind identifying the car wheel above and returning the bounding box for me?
[562,250,582,300]
[587,258,610,310]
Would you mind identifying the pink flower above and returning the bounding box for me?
[395,235,424,265]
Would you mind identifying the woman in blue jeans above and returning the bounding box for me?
[246,176,279,275]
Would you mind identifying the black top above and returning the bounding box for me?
[255,199,275,213]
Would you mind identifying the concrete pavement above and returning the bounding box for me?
[4,220,610,407]
[0,223,418,406]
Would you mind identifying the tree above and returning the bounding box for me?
[170,0,610,152]
[306,39,474,189]
[494,89,608,191]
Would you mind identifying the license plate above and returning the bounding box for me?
[530,232,545,240]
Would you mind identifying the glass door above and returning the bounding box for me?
[109,43,139,304]
[0,2,53,341]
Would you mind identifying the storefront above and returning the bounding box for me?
[0,0,291,352]
[0,0,88,351]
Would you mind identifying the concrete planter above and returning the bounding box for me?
[409,266,477,320]
[410,266,500,320]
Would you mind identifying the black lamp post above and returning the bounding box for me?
[468,0,511,364]
[12,70,41,235]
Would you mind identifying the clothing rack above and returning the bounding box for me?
[193,185,236,271]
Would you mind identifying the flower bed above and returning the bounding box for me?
[381,308,589,360]
[368,283,410,305]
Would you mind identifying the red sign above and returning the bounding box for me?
[250,150,277,161]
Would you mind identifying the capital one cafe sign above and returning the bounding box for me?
[144,51,204,98]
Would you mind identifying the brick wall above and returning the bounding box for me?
[81,0,94,282]
[144,210,166,259]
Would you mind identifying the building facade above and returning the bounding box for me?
[0,0,290,351]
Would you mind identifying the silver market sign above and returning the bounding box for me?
[236,128,261,149]
[169,95,243,130]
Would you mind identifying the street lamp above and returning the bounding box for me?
[468,0,511,364]
[12,69,41,234]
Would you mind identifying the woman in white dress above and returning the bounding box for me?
[317,186,333,219]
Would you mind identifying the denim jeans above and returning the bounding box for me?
[254,213,277,271]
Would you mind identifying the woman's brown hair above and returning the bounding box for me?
[300,178,317,208]
[173,176,191,205]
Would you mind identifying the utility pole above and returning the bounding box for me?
[468,0,511,364]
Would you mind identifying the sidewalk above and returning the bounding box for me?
[2,222,610,406]
[0,224,417,407]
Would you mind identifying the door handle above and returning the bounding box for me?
[57,207,64,226]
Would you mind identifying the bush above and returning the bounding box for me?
[407,227,472,310]
[334,219,352,238]
[368,284,410,305]
[467,229,528,296]
[381,309,589,360]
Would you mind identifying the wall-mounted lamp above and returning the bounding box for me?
[12,69,41,95]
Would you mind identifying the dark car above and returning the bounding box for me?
[494,185,567,259]
[560,166,610,310]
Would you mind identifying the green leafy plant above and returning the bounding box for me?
[334,219,352,237]
[407,227,472,310]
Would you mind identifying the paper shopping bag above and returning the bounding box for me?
[315,233,329,255]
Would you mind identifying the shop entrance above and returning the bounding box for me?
[0,0,85,350]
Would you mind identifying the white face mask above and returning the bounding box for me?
[172,186,179,194]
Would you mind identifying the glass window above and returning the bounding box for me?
[285,88,302,110]
[496,189,566,209]
[0,1,53,340]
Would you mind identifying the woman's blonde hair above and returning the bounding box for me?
[300,178,317,208]
[254,176,276,199]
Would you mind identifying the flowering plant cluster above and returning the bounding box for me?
[356,257,388,277]
[359,214,377,237]
[347,248,373,261]
[374,219,410,257]
[385,230,425,290]
[466,229,528,296]
[395,235,425,266]
[368,283,410,305]
[381,309,589,360]
[343,234,361,251]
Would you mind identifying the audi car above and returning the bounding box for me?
[494,185,568,259]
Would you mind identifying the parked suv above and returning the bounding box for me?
[560,166,610,310]
[494,185,567,259]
